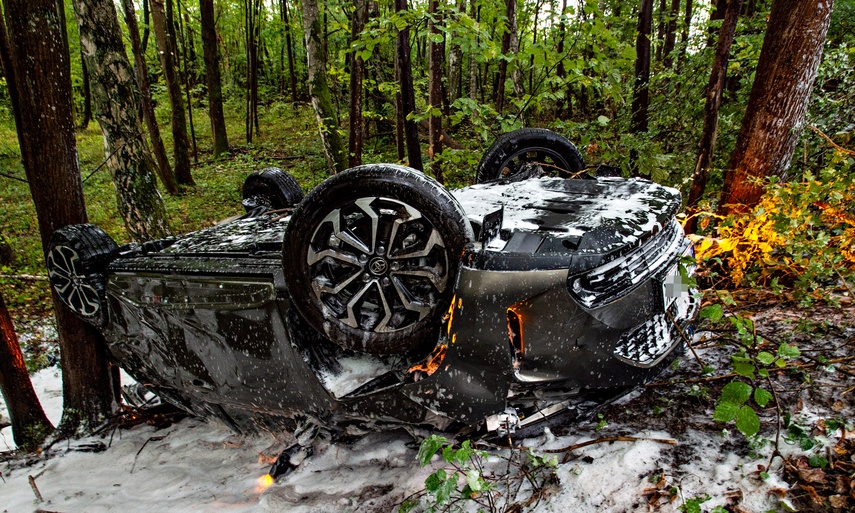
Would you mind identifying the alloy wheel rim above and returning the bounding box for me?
[47,246,102,317]
[306,196,450,334]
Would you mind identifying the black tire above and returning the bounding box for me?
[475,128,585,183]
[47,224,118,327]
[283,164,474,355]
[242,167,304,213]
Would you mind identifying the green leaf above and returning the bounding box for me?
[713,402,739,423]
[436,474,457,504]
[454,440,474,464]
[734,361,756,379]
[721,381,753,405]
[758,368,770,378]
[808,454,828,468]
[757,352,775,365]
[778,343,800,359]
[465,469,482,492]
[754,387,773,407]
[418,435,447,466]
[596,115,610,125]
[425,468,446,493]
[700,304,723,323]
[735,405,761,436]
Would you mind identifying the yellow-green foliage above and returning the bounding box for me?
[694,152,854,301]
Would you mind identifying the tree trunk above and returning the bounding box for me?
[495,0,514,114]
[447,0,465,104]
[121,0,178,195]
[3,0,115,436]
[428,0,443,182]
[679,0,693,64]
[198,0,230,157]
[348,0,367,167]
[151,0,195,185]
[468,1,479,102]
[718,0,834,216]
[280,0,298,102]
[79,51,92,129]
[142,0,151,52]
[0,291,54,449]
[663,0,680,67]
[175,0,198,162]
[244,0,259,143]
[556,0,568,117]
[656,0,666,61]
[394,0,422,171]
[302,0,346,174]
[508,0,525,122]
[630,0,653,176]
[72,0,172,241]
[684,0,742,233]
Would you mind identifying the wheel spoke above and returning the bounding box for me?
[312,267,362,296]
[393,266,447,292]
[341,280,376,329]
[390,276,430,319]
[307,247,361,267]
[390,228,444,259]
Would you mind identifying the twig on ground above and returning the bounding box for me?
[544,436,677,456]
[29,474,44,503]
[130,434,168,474]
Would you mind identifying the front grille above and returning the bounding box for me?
[568,220,685,309]
[613,295,698,368]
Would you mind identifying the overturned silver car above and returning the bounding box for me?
[47,129,698,438]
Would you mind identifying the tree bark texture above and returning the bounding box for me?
[428,0,443,182]
[80,51,92,129]
[679,0,693,63]
[244,0,260,143]
[0,291,54,449]
[3,0,115,436]
[348,0,367,167]
[176,1,198,162]
[395,0,423,171]
[198,0,229,156]
[718,0,834,216]
[663,0,680,67]
[121,0,179,195]
[684,0,743,233]
[495,0,514,114]
[447,0,465,103]
[631,0,653,135]
[72,0,172,242]
[302,0,347,174]
[151,0,195,185]
[280,0,299,102]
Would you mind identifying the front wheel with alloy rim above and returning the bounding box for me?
[476,128,586,183]
[282,164,473,355]
[47,224,117,327]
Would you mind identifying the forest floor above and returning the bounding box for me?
[1,289,853,513]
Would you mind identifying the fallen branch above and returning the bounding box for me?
[29,474,44,503]
[544,436,677,454]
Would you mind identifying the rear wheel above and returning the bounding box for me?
[47,224,117,327]
[283,164,473,354]
[476,128,585,183]
[242,167,304,213]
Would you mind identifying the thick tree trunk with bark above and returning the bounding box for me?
[685,0,742,233]
[0,292,53,449]
[72,0,171,241]
[348,0,367,167]
[121,0,178,195]
[151,0,195,185]
[302,0,346,174]
[679,0,693,64]
[718,0,834,216]
[176,1,198,162]
[197,0,229,158]
[3,0,115,436]
[428,0,443,182]
[395,0,422,170]
[199,0,229,156]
